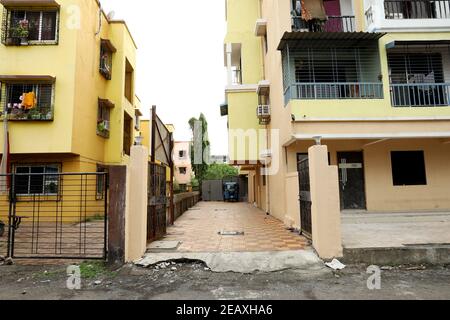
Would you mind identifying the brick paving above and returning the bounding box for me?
[160,201,309,253]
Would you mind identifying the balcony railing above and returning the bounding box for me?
[231,69,242,85]
[292,16,356,32]
[385,0,450,19]
[390,83,450,107]
[284,83,384,103]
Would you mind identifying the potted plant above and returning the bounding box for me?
[97,120,110,137]
[11,19,29,45]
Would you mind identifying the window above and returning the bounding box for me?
[2,82,54,121]
[100,39,116,80]
[391,151,427,186]
[124,59,134,103]
[179,150,187,159]
[4,10,58,44]
[123,112,132,156]
[179,167,187,175]
[97,99,112,138]
[14,164,60,195]
[388,53,444,85]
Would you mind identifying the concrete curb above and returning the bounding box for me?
[342,246,450,265]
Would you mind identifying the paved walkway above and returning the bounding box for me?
[157,201,308,253]
[342,211,450,249]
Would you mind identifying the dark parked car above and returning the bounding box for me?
[223,182,239,202]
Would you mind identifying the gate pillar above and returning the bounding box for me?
[309,145,343,259]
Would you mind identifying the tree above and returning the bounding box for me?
[189,113,210,186]
[203,163,239,180]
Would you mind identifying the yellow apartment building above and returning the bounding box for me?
[0,0,140,178]
[223,0,450,231]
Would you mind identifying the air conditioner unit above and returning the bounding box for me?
[256,104,271,118]
[260,149,273,159]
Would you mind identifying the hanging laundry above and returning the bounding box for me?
[21,92,37,110]
[302,0,327,21]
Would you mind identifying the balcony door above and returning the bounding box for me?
[337,152,366,210]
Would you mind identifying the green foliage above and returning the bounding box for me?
[204,164,239,180]
[79,261,116,279]
[189,113,210,185]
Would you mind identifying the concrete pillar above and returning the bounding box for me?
[125,145,149,262]
[309,145,343,259]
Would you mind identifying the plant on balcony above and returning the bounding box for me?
[97,120,110,138]
[11,19,29,45]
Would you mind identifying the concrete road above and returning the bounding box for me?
[0,262,449,300]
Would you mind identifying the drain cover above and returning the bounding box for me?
[218,231,245,236]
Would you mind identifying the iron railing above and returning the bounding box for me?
[390,83,450,107]
[385,0,450,19]
[232,69,242,85]
[285,82,384,103]
[0,172,108,259]
[292,15,356,32]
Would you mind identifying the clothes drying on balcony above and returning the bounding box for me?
[21,92,36,110]
[303,0,326,20]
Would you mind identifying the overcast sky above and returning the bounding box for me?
[101,0,228,155]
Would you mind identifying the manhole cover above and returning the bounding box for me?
[218,231,245,236]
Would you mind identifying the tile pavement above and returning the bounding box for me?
[159,201,309,253]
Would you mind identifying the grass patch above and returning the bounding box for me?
[84,214,105,223]
[79,261,117,279]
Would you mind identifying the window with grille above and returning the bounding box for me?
[100,40,115,80]
[97,100,111,138]
[2,9,58,44]
[388,52,444,84]
[1,82,54,120]
[14,164,60,196]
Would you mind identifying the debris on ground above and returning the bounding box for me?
[94,280,102,286]
[325,259,346,271]
[381,266,394,271]
[4,257,13,266]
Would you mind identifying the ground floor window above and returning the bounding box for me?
[14,164,60,195]
[391,151,427,186]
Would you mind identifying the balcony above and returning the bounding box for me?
[390,83,450,107]
[279,33,384,104]
[292,15,356,32]
[291,0,356,32]
[365,0,450,32]
[387,46,450,107]
[0,76,55,121]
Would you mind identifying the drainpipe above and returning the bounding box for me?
[265,124,270,215]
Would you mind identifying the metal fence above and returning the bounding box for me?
[292,15,356,32]
[147,163,167,242]
[385,0,450,19]
[390,83,450,107]
[0,172,107,259]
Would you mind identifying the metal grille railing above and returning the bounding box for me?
[390,83,450,107]
[285,83,384,101]
[0,82,54,121]
[292,15,356,32]
[385,0,450,19]
[0,172,108,259]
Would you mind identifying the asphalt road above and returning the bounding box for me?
[0,261,449,300]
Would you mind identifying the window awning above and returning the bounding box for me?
[386,40,450,49]
[277,32,386,50]
[135,108,143,116]
[101,39,117,53]
[0,75,55,82]
[0,0,60,8]
[98,98,115,109]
